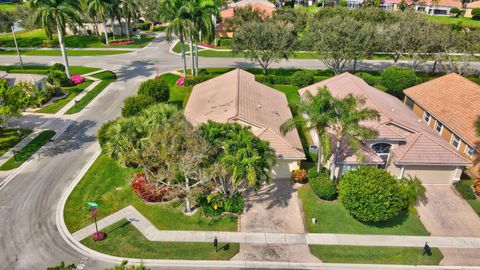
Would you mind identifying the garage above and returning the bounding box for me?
[271,159,300,179]
[403,165,462,185]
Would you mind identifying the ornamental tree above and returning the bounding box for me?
[138,78,170,103]
[338,167,403,222]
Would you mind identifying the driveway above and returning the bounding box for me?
[417,185,480,265]
[232,180,320,263]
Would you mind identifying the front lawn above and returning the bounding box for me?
[81,219,239,260]
[0,49,133,56]
[37,80,93,114]
[65,71,117,114]
[425,15,480,28]
[455,179,480,216]
[64,154,238,233]
[309,245,443,265]
[0,128,32,157]
[0,130,56,171]
[299,185,429,235]
[0,65,100,75]
[159,73,193,108]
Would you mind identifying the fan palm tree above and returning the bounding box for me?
[30,0,82,79]
[88,0,112,45]
[121,0,139,41]
[281,87,336,173]
[159,0,191,76]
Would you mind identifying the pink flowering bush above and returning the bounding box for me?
[71,75,85,85]
[199,42,214,48]
[111,40,134,46]
[176,77,184,86]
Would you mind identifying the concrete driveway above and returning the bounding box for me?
[232,180,320,263]
[417,185,480,265]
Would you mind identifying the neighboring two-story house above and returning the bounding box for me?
[404,73,480,177]
[299,72,469,185]
[413,0,462,15]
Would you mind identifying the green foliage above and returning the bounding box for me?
[291,71,315,88]
[0,79,36,124]
[47,70,71,87]
[338,167,403,222]
[455,180,476,200]
[308,167,319,179]
[380,67,417,98]
[105,260,149,270]
[255,75,291,85]
[472,8,480,20]
[198,69,210,76]
[183,75,215,86]
[133,21,152,31]
[121,95,155,117]
[356,72,379,86]
[398,175,426,209]
[46,261,76,270]
[199,193,244,216]
[98,120,115,148]
[217,38,233,48]
[50,63,65,71]
[138,79,170,102]
[449,7,462,18]
[310,172,337,200]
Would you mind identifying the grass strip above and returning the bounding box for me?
[36,80,93,114]
[0,128,32,157]
[0,130,56,171]
[309,245,443,265]
[0,65,100,75]
[81,219,239,260]
[0,49,133,56]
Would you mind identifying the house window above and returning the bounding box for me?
[372,143,392,169]
[435,121,443,134]
[465,145,475,158]
[423,111,431,124]
[451,134,461,150]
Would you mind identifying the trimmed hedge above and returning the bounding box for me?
[338,167,403,222]
[356,72,380,86]
[310,173,337,201]
[183,75,215,86]
[138,78,170,102]
[455,181,476,200]
[47,70,71,87]
[121,95,155,117]
[472,8,480,20]
[380,67,417,98]
[255,75,291,85]
[291,71,315,88]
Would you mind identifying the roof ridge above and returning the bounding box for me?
[234,68,240,119]
[395,133,421,162]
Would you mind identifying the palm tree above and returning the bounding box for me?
[328,93,380,180]
[159,0,191,76]
[120,0,139,41]
[30,0,82,79]
[281,88,336,173]
[88,0,112,46]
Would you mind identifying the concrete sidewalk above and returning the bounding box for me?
[72,205,480,249]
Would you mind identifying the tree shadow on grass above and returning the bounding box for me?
[106,220,132,235]
[219,243,230,252]
[358,210,410,229]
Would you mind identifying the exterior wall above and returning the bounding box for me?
[271,159,300,179]
[386,161,402,179]
[402,165,458,184]
[412,103,424,119]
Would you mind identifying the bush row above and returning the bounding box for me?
[121,78,170,117]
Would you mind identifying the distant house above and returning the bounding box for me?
[403,73,480,177]
[414,0,462,15]
[184,69,306,179]
[299,73,469,185]
[379,0,413,11]
[465,1,480,17]
[0,71,46,90]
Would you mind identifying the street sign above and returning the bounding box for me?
[86,201,98,209]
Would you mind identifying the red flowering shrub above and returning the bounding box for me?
[291,169,307,182]
[199,42,215,48]
[111,40,134,46]
[131,173,177,202]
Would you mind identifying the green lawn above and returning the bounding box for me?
[309,245,443,265]
[0,49,133,56]
[0,3,19,10]
[0,128,32,157]
[81,219,239,260]
[299,185,429,235]
[65,71,117,114]
[0,65,99,75]
[425,15,480,28]
[455,179,480,216]
[0,29,154,48]
[36,80,93,114]
[0,130,56,171]
[64,154,238,233]
[159,73,193,107]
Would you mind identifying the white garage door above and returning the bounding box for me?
[271,160,299,179]
[403,165,455,185]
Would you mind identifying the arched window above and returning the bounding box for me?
[372,143,392,168]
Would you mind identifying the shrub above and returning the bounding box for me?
[338,167,403,222]
[138,78,170,102]
[380,66,417,98]
[198,69,209,76]
[310,173,337,200]
[131,173,178,202]
[133,22,152,31]
[50,63,65,71]
[47,70,71,87]
[398,175,426,209]
[356,72,379,86]
[98,120,115,148]
[255,75,291,85]
[199,192,244,216]
[308,167,319,179]
[291,71,315,88]
[450,7,462,18]
[472,8,480,20]
[455,180,476,200]
[71,75,85,85]
[291,169,307,182]
[121,95,155,117]
[183,75,215,86]
[42,40,58,48]
[217,38,233,48]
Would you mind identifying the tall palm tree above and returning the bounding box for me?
[159,0,191,76]
[281,88,336,173]
[30,0,82,78]
[121,0,139,41]
[88,0,112,46]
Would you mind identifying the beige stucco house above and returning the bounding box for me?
[184,69,305,179]
[0,71,46,90]
[299,73,469,185]
[404,73,480,177]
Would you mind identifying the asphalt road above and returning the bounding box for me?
[0,33,479,270]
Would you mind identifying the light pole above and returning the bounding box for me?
[11,26,24,71]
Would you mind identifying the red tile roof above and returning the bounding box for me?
[416,0,462,7]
